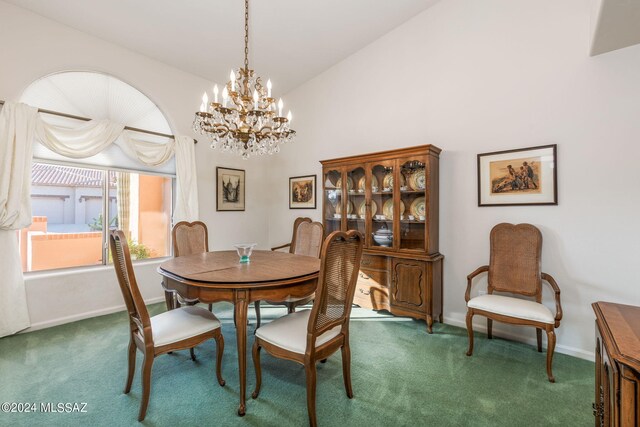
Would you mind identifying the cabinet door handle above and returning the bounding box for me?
[359,272,370,280]
[359,288,370,296]
[361,259,372,266]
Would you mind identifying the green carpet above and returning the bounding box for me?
[0,303,593,426]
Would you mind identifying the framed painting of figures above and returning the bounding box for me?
[477,144,557,206]
[216,167,245,211]
[289,175,316,209]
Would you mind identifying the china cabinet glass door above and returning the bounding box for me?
[398,157,427,251]
[368,161,396,249]
[323,168,343,236]
[346,166,366,235]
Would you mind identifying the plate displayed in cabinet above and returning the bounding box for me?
[336,176,354,191]
[357,175,379,192]
[382,199,405,219]
[358,200,377,218]
[410,197,426,218]
[409,169,426,190]
[382,172,406,190]
[335,200,355,215]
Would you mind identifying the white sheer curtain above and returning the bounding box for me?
[33,110,198,222]
[174,135,199,223]
[36,119,124,158]
[0,103,38,336]
[0,101,199,337]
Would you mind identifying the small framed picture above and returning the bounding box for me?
[289,175,316,209]
[477,144,557,206]
[216,167,245,211]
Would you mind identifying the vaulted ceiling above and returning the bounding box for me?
[5,0,441,93]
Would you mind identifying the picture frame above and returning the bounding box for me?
[289,175,317,209]
[216,167,245,211]
[477,144,557,206]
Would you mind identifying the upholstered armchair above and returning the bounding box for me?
[465,223,562,382]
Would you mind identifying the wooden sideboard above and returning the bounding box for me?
[593,302,640,426]
[320,145,443,333]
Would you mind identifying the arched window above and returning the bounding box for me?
[19,72,173,272]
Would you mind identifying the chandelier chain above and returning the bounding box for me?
[244,0,249,71]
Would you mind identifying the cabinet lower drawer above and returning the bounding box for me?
[354,282,389,310]
[360,254,389,271]
[354,269,389,310]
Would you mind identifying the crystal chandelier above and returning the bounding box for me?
[193,0,295,159]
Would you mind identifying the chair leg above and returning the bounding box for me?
[254,301,261,330]
[138,353,154,422]
[487,318,493,339]
[287,302,295,314]
[214,333,225,386]
[124,339,136,394]
[465,310,474,356]
[536,328,542,352]
[251,340,262,399]
[305,359,318,427]
[545,328,556,383]
[208,303,213,312]
[341,345,354,399]
[190,348,196,361]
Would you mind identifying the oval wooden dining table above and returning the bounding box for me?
[158,250,320,416]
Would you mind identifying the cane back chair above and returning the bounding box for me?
[255,217,324,328]
[110,230,225,421]
[251,230,364,427]
[465,223,562,382]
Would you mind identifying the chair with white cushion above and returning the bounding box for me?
[166,221,213,312]
[465,223,562,382]
[251,230,364,427]
[255,217,324,328]
[110,230,225,421]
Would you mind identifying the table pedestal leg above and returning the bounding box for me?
[234,291,249,416]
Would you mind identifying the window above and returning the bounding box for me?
[19,162,173,272]
[18,71,176,272]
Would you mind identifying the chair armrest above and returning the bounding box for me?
[270,243,291,252]
[465,265,489,302]
[542,272,562,325]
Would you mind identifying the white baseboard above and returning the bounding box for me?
[22,296,166,333]
[443,314,595,362]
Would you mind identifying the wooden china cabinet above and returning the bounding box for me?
[593,302,640,426]
[320,145,443,333]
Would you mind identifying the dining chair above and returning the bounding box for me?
[170,220,259,326]
[110,230,225,421]
[251,230,364,427]
[167,221,213,312]
[254,217,324,328]
[465,223,563,382]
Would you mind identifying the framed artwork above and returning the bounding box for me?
[216,167,245,211]
[289,175,316,209]
[477,144,557,206]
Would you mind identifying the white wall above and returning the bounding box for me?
[0,1,270,331]
[268,0,640,359]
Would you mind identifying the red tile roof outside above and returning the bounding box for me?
[32,163,116,188]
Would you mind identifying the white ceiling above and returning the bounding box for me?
[590,0,640,56]
[5,0,440,93]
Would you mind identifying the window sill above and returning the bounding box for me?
[24,257,171,280]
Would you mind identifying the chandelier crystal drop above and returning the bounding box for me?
[193,0,295,159]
